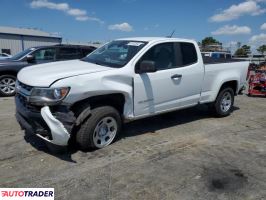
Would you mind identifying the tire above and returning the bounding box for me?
[76,106,121,150]
[0,75,16,97]
[213,87,234,117]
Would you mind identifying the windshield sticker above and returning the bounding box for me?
[127,42,144,46]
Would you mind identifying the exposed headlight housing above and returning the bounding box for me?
[29,87,70,105]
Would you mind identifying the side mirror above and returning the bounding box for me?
[26,55,35,63]
[136,60,157,74]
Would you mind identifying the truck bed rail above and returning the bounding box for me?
[203,57,246,64]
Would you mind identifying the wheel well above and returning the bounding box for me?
[71,93,126,116]
[220,80,238,95]
[0,71,17,77]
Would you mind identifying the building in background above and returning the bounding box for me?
[0,26,62,55]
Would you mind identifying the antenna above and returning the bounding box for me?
[167,30,175,38]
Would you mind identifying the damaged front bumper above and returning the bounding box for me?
[15,95,75,147]
[39,106,70,146]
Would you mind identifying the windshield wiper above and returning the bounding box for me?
[81,59,106,67]
[93,62,105,66]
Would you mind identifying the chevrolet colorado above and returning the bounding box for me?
[15,37,249,150]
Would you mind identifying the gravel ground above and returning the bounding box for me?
[0,95,265,200]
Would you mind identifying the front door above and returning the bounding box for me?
[133,42,204,117]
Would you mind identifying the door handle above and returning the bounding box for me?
[171,74,182,79]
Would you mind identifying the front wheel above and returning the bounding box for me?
[213,87,234,117]
[76,106,121,150]
[0,75,16,97]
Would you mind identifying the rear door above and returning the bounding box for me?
[133,42,204,117]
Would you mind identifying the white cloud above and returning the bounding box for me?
[261,23,266,30]
[250,33,266,44]
[30,0,103,23]
[108,22,133,32]
[247,0,266,3]
[210,1,266,22]
[75,16,89,21]
[67,8,87,17]
[88,17,104,24]
[212,25,251,35]
[249,33,266,52]
[30,0,69,11]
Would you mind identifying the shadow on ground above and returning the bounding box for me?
[23,104,240,162]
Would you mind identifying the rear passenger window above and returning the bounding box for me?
[179,42,197,66]
[58,48,81,60]
[81,48,95,57]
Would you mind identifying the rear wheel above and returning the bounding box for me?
[213,87,234,117]
[76,106,121,150]
[0,75,16,97]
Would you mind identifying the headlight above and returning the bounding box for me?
[29,87,70,105]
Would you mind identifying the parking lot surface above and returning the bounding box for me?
[0,95,266,200]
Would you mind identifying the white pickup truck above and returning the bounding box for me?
[15,37,249,150]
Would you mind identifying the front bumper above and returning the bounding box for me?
[15,95,75,146]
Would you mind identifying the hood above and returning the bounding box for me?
[17,60,113,87]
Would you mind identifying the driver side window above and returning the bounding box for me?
[137,42,176,71]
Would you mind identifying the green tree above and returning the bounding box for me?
[234,48,247,57]
[234,45,251,57]
[242,45,251,55]
[201,37,220,47]
[257,44,266,55]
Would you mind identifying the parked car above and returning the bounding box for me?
[0,53,12,60]
[15,37,249,151]
[0,44,96,96]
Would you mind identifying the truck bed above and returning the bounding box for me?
[203,56,245,64]
[200,57,249,103]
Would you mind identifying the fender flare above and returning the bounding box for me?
[75,105,91,126]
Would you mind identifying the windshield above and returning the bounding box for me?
[11,48,35,60]
[82,40,147,68]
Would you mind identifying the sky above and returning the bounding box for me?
[0,0,266,53]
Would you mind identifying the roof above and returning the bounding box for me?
[116,37,196,43]
[23,44,96,50]
[0,26,61,38]
[61,41,101,47]
[54,44,96,49]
